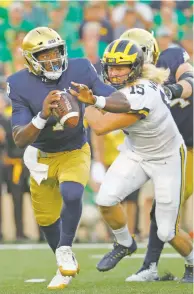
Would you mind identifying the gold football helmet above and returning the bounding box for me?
[22,27,67,80]
[120,28,159,65]
[102,39,144,88]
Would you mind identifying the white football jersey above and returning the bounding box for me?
[120,79,184,160]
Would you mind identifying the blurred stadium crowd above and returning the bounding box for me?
[0,0,193,243]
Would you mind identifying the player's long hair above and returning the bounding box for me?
[141,63,170,84]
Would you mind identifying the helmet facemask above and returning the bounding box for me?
[24,44,68,80]
[102,39,144,89]
[102,58,143,89]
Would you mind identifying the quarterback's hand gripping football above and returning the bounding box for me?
[41,90,61,119]
[70,82,96,105]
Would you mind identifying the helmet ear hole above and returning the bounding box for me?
[59,45,65,56]
[142,46,146,52]
[33,52,39,59]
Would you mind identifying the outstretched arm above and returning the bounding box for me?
[69,82,131,113]
[85,106,140,135]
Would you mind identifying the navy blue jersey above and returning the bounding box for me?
[7,58,115,152]
[157,47,193,147]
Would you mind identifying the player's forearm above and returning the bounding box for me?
[94,91,130,113]
[13,112,47,148]
[165,78,193,100]
[85,107,105,135]
[174,68,194,99]
[91,130,105,164]
[177,80,193,99]
[85,106,137,136]
[13,123,41,148]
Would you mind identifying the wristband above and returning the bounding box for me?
[94,96,106,109]
[166,84,183,99]
[32,112,47,129]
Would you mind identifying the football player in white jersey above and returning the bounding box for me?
[119,28,193,283]
[70,39,192,273]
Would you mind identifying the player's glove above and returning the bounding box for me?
[163,84,183,100]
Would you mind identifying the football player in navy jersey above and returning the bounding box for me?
[119,28,193,283]
[7,27,132,290]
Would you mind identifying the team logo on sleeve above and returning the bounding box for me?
[6,82,10,96]
[183,51,190,62]
[90,63,97,73]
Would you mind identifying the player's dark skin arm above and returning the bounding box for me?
[13,90,60,148]
[99,91,131,113]
[13,124,41,148]
[70,82,131,113]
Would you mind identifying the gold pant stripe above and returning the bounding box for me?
[184,147,193,201]
[175,144,186,234]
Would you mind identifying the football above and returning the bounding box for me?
[52,91,80,128]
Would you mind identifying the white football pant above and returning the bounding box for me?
[96,145,186,243]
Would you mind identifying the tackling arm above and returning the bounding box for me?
[85,106,140,136]
[70,60,131,113]
[70,82,131,113]
[94,91,131,113]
